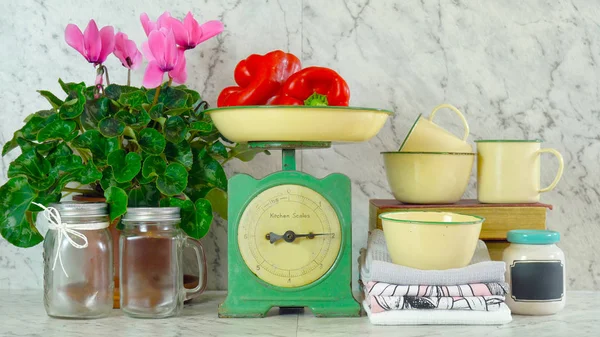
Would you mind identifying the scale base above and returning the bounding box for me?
[218,295,360,318]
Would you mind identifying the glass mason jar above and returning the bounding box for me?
[42,202,113,318]
[120,207,207,318]
[503,229,566,315]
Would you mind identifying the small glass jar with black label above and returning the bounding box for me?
[503,229,565,315]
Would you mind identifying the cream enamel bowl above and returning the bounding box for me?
[382,152,475,204]
[379,211,484,270]
[207,106,393,143]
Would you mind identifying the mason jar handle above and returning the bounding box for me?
[184,238,207,301]
[537,148,564,193]
[428,103,470,141]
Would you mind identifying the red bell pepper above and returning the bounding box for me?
[217,50,301,107]
[267,67,350,106]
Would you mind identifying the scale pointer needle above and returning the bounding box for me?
[266,230,334,244]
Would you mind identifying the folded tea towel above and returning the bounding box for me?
[359,229,506,285]
[369,295,505,313]
[363,300,512,325]
[364,281,509,297]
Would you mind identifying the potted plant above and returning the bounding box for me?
[0,12,265,302]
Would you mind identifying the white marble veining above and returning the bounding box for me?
[1,290,599,336]
[1,0,600,290]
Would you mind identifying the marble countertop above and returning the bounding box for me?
[1,290,598,337]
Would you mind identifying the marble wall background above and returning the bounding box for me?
[1,0,599,290]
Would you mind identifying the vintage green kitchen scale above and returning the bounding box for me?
[207,106,392,318]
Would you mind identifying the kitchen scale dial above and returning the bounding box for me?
[237,184,342,288]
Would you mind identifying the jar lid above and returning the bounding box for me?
[122,207,181,222]
[507,229,560,245]
[49,202,108,218]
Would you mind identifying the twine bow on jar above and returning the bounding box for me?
[33,202,94,278]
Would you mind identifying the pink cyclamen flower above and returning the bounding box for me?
[65,20,115,65]
[113,32,142,69]
[142,28,187,88]
[170,12,223,50]
[140,12,173,36]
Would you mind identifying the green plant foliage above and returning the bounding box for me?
[0,81,268,246]
[138,128,166,154]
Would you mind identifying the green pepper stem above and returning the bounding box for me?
[304,92,329,106]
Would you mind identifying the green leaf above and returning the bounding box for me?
[54,172,80,192]
[38,90,63,109]
[115,109,151,130]
[77,161,102,184]
[71,130,119,165]
[192,198,213,239]
[58,79,85,94]
[204,187,227,220]
[0,177,42,247]
[2,131,23,156]
[58,81,86,119]
[165,141,193,169]
[156,163,188,196]
[146,86,189,109]
[21,115,55,141]
[81,97,110,130]
[30,192,61,212]
[118,90,148,108]
[107,149,142,183]
[209,141,228,159]
[165,107,192,116]
[138,128,166,155]
[46,142,73,165]
[229,143,270,162]
[189,121,212,133]
[100,167,131,191]
[189,148,227,191]
[136,174,156,184]
[50,155,84,178]
[164,116,187,143]
[148,103,164,120]
[84,86,96,100]
[160,197,194,228]
[104,186,127,221]
[104,84,139,101]
[142,155,166,178]
[34,110,56,118]
[37,119,76,142]
[128,184,160,207]
[158,197,211,239]
[184,89,201,108]
[99,117,125,138]
[14,138,36,154]
[8,149,51,182]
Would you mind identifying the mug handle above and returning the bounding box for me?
[184,238,208,301]
[428,104,470,141]
[537,148,564,193]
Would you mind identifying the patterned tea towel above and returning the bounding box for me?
[369,295,505,313]
[359,229,506,285]
[363,300,513,325]
[364,281,509,297]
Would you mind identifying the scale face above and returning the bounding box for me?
[237,184,342,288]
[219,142,360,318]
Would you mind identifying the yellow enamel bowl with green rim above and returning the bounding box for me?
[206,106,393,143]
[382,151,475,204]
[379,211,484,269]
